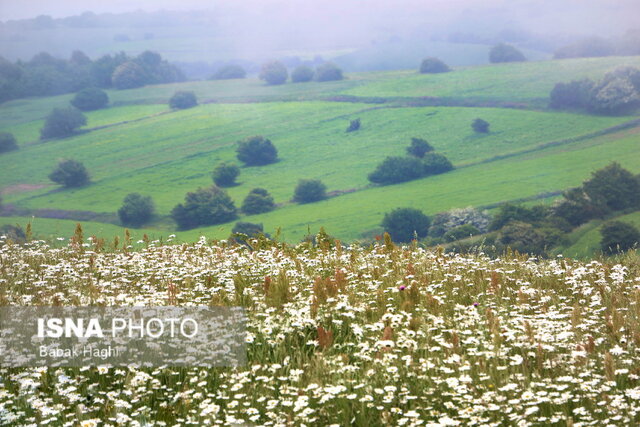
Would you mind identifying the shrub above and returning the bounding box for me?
[588,73,640,115]
[211,163,240,187]
[241,188,275,215]
[291,66,314,83]
[382,207,430,243]
[211,64,246,80]
[118,193,154,227]
[111,61,147,89]
[171,186,237,230]
[472,118,490,133]
[498,221,546,255]
[169,91,197,109]
[489,43,526,63]
[419,57,451,74]
[259,61,288,85]
[232,222,265,237]
[236,136,278,166]
[48,159,90,188]
[0,224,26,243]
[422,153,453,175]
[549,79,594,110]
[315,63,343,82]
[0,132,18,153]
[368,156,424,185]
[443,224,480,242]
[600,221,640,254]
[346,118,360,132]
[406,137,433,158]
[40,107,87,139]
[489,204,549,231]
[583,162,640,212]
[71,87,109,111]
[553,188,604,227]
[429,207,491,238]
[293,179,327,204]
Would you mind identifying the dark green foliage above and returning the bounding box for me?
[171,186,238,230]
[429,207,491,238]
[368,156,425,185]
[117,193,155,227]
[443,224,480,242]
[588,67,640,115]
[291,65,314,83]
[241,188,275,215]
[554,37,615,59]
[48,159,90,188]
[498,221,546,255]
[232,222,265,237]
[90,52,128,88]
[71,87,109,111]
[583,162,640,212]
[315,63,343,82]
[553,188,603,227]
[489,43,526,63]
[422,153,453,175]
[211,163,240,187]
[600,221,640,254]
[0,224,26,243]
[0,132,18,153]
[489,204,549,231]
[169,91,198,109]
[211,64,246,80]
[133,51,185,85]
[419,57,451,74]
[472,118,490,133]
[549,79,594,110]
[381,207,430,243]
[346,118,361,132]
[259,61,288,85]
[406,137,433,158]
[293,179,327,204]
[111,61,147,89]
[236,136,278,166]
[40,107,87,139]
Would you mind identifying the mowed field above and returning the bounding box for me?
[1,56,640,245]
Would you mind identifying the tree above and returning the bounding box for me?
[111,61,147,89]
[588,75,640,115]
[71,87,109,111]
[171,186,238,230]
[498,221,546,255]
[293,179,327,204]
[489,43,526,63]
[346,118,361,132]
[419,57,451,74]
[315,63,343,82]
[443,224,480,242]
[368,156,424,185]
[211,64,246,80]
[0,224,26,244]
[241,188,275,215]
[169,91,198,109]
[381,208,430,243]
[429,207,491,238]
[472,118,490,133]
[600,221,640,254]
[549,79,594,110]
[406,137,433,158]
[0,132,18,153]
[259,61,288,85]
[118,193,155,227]
[232,222,265,237]
[236,136,278,166]
[40,107,87,139]
[553,187,603,227]
[489,204,548,231]
[583,162,640,212]
[211,163,240,187]
[422,153,453,175]
[291,65,314,83]
[48,159,90,188]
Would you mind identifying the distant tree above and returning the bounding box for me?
[259,61,288,85]
[553,187,603,227]
[111,61,147,89]
[406,137,433,158]
[211,64,246,80]
[498,221,546,255]
[443,224,480,242]
[0,132,18,153]
[90,52,128,88]
[169,91,198,109]
[71,87,109,111]
[489,43,526,63]
[554,37,615,59]
[429,207,491,238]
[48,159,90,188]
[118,193,155,227]
[236,136,278,166]
[40,107,87,139]
[211,163,240,187]
[419,57,451,74]
[600,221,640,254]
[422,152,453,175]
[588,68,640,115]
[549,79,594,110]
[0,224,26,244]
[171,186,238,230]
[583,162,640,212]
[291,65,314,83]
[489,204,548,231]
[232,221,265,237]
[382,207,430,243]
[368,156,424,185]
[241,188,275,215]
[315,62,343,82]
[346,118,361,132]
[293,179,327,204]
[472,118,490,133]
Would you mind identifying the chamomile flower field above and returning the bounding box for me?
[1,230,639,425]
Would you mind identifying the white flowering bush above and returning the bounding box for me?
[0,230,639,426]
